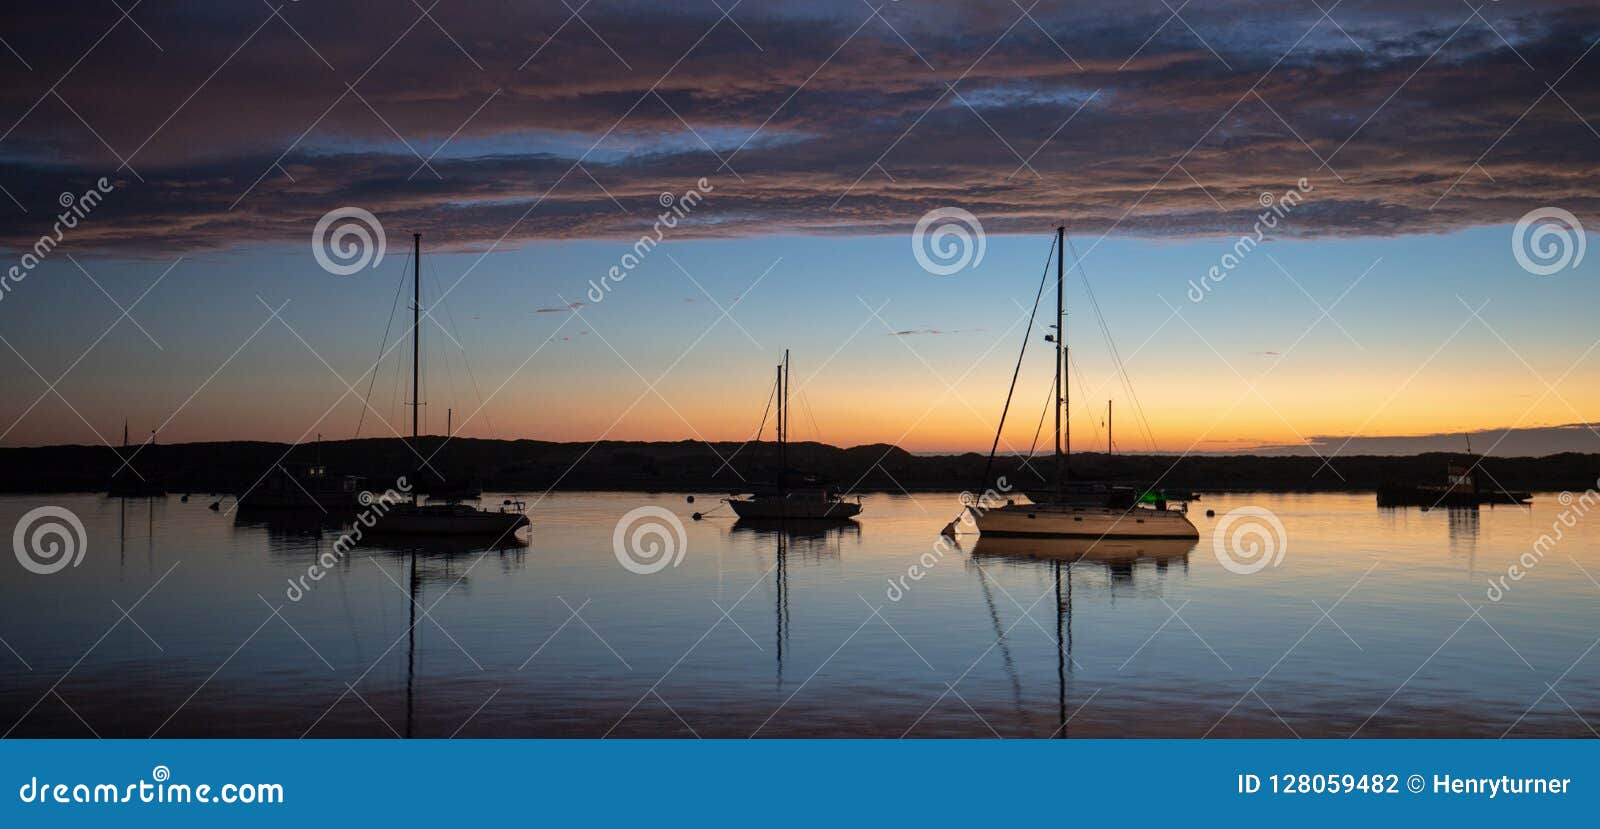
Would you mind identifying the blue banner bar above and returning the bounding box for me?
[1,740,1592,826]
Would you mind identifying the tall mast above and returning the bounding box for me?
[1055,226,1066,495]
[1107,400,1112,454]
[775,362,783,492]
[412,233,420,443]
[779,350,790,494]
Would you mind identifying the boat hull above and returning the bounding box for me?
[237,491,362,510]
[728,496,862,520]
[1375,484,1531,507]
[969,535,1196,562]
[370,510,530,537]
[971,504,1198,539]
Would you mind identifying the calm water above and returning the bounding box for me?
[2,490,1598,738]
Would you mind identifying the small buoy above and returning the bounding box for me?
[180,494,189,503]
[1205,509,1215,517]
[209,501,221,511]
[691,512,703,521]
[686,495,696,504]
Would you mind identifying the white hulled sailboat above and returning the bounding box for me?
[968,227,1197,540]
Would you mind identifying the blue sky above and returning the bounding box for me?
[4,220,1595,453]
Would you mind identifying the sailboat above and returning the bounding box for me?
[968,227,1197,540]
[106,420,166,497]
[727,350,863,521]
[370,233,530,537]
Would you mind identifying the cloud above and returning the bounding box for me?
[891,327,984,336]
[1252,423,1600,456]
[1,1,1598,254]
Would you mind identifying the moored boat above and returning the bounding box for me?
[238,461,365,510]
[970,500,1197,539]
[727,350,862,522]
[370,499,530,536]
[728,488,862,520]
[1376,456,1530,508]
[360,233,532,539]
[966,226,1197,540]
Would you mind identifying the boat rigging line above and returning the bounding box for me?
[1063,232,1158,452]
[423,255,498,440]
[977,232,1057,493]
[355,253,412,440]
[944,231,1056,536]
[740,375,779,483]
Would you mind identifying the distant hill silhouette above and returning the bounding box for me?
[2,438,1598,496]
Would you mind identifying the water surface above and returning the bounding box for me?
[1,491,1597,738]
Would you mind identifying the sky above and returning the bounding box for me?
[0,0,1598,455]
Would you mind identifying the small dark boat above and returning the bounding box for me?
[237,462,365,510]
[370,499,530,536]
[727,350,863,521]
[1376,460,1531,508]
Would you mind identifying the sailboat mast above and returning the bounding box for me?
[419,230,425,444]
[780,350,790,494]
[1055,226,1066,494]
[1108,400,1112,454]
[775,362,783,493]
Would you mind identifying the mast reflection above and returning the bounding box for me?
[964,535,1194,737]
[730,518,860,688]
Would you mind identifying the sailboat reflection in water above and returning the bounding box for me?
[963,534,1194,737]
[729,519,857,690]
